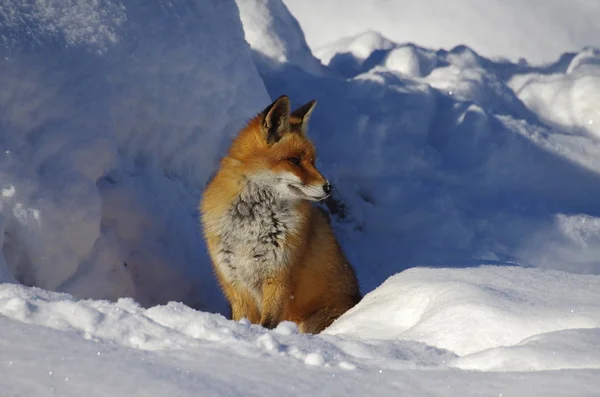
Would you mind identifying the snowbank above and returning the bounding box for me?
[2,265,600,396]
[236,2,600,290]
[236,0,326,74]
[283,0,600,64]
[2,265,598,374]
[0,0,269,309]
[452,328,600,371]
[4,313,598,397]
[315,31,397,77]
[4,265,599,373]
[0,282,453,370]
[509,48,600,138]
[326,266,600,365]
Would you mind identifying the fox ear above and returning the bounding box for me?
[290,99,317,134]
[261,95,290,144]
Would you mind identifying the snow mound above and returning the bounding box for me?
[2,265,600,376]
[4,313,597,397]
[236,0,325,74]
[0,282,455,371]
[509,48,600,138]
[314,31,396,76]
[380,45,438,78]
[326,265,600,366]
[0,0,268,309]
[283,0,600,64]
[451,328,600,371]
[254,19,600,291]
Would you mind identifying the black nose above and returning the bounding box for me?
[323,182,333,195]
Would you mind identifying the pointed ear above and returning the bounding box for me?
[261,95,290,144]
[290,99,317,134]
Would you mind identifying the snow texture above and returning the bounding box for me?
[327,266,600,361]
[237,0,326,75]
[509,47,600,138]
[2,0,600,395]
[0,0,269,310]
[245,4,600,296]
[2,265,600,396]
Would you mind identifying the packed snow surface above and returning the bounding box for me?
[2,0,600,395]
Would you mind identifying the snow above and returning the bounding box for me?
[0,279,451,370]
[0,0,268,309]
[452,328,600,372]
[327,266,600,360]
[509,47,600,138]
[283,0,600,64]
[236,0,326,74]
[2,265,600,395]
[315,31,397,77]
[249,13,600,294]
[2,0,600,395]
[4,320,599,397]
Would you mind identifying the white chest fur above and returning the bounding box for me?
[215,182,301,298]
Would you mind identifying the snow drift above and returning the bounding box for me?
[2,265,600,396]
[327,266,600,365]
[236,0,326,74]
[236,0,600,296]
[509,47,600,138]
[0,0,269,310]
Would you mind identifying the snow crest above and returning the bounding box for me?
[236,0,326,74]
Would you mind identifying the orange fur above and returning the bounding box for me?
[200,96,361,333]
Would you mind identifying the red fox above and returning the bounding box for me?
[200,95,361,333]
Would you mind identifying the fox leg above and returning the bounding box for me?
[229,287,261,323]
[260,273,291,329]
[298,308,341,334]
[207,239,260,322]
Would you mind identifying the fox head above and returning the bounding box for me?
[228,95,331,202]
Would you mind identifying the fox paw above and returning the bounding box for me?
[260,317,279,330]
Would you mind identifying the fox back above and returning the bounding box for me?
[200,95,360,333]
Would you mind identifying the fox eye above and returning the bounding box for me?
[287,157,301,166]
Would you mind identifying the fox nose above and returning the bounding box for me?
[323,182,333,195]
